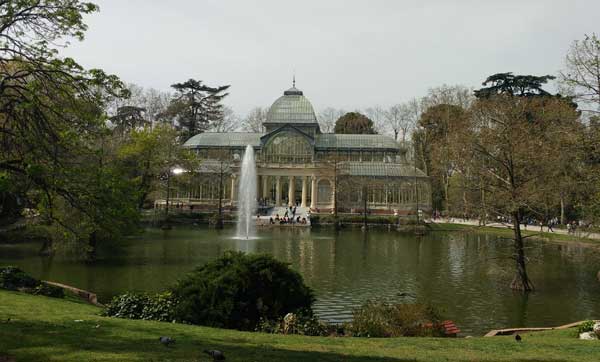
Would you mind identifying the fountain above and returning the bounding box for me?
[236,145,257,239]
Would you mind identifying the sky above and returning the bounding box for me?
[62,0,600,117]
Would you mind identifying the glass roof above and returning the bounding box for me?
[315,134,400,149]
[184,132,262,147]
[265,89,318,124]
[342,162,427,178]
[184,132,401,150]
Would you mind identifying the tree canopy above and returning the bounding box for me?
[334,112,377,134]
[473,73,556,98]
[165,79,230,141]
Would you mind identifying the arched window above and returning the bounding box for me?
[262,131,313,163]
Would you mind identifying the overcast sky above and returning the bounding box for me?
[63,0,600,116]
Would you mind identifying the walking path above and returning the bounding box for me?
[430,217,600,241]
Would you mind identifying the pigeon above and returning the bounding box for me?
[203,349,225,361]
[158,336,175,347]
[515,334,522,342]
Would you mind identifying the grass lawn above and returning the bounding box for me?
[1,290,599,361]
[428,222,600,247]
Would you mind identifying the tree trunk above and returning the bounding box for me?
[510,211,534,291]
[86,231,98,262]
[39,238,54,256]
[362,185,368,232]
[560,194,565,225]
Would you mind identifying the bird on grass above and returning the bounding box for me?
[158,336,175,347]
[515,334,522,342]
[203,349,225,361]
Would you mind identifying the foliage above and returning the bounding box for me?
[416,103,469,212]
[348,301,444,338]
[164,79,230,140]
[0,266,64,298]
[0,266,39,291]
[0,1,151,257]
[109,106,149,134]
[576,320,596,335]
[102,291,177,322]
[116,124,196,210]
[474,73,556,98]
[33,283,65,298]
[171,251,315,330]
[334,112,376,134]
[255,311,329,336]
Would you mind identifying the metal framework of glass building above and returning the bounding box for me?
[177,85,431,215]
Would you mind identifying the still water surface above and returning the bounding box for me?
[1,226,599,335]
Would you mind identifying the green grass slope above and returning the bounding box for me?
[1,290,599,362]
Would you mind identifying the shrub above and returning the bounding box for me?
[255,311,331,336]
[349,301,444,337]
[171,251,315,331]
[33,282,65,298]
[577,320,596,334]
[0,266,39,291]
[102,291,177,322]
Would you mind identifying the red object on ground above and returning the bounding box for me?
[442,320,460,336]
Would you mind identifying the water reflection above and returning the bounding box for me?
[1,226,600,335]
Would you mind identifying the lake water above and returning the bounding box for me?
[1,226,599,335]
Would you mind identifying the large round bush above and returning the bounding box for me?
[171,251,314,330]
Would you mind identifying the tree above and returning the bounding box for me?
[241,107,267,132]
[318,107,345,133]
[109,106,148,135]
[422,85,473,110]
[364,106,386,133]
[382,101,419,142]
[207,106,239,132]
[460,76,581,291]
[116,124,188,210]
[0,1,138,257]
[334,112,376,134]
[560,34,600,113]
[418,104,469,214]
[473,73,555,98]
[165,79,230,140]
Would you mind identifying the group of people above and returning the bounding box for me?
[269,205,309,225]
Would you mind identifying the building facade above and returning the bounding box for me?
[178,85,431,215]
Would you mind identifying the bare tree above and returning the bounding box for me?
[318,107,345,133]
[421,84,473,110]
[382,101,419,142]
[241,107,267,132]
[364,106,386,134]
[207,106,239,132]
[560,33,600,113]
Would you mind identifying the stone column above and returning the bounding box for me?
[230,174,237,203]
[262,175,268,200]
[301,176,307,208]
[310,176,317,209]
[275,176,281,206]
[288,176,295,206]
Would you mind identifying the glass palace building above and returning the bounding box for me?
[180,85,431,215]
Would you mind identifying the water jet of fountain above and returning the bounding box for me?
[236,145,257,239]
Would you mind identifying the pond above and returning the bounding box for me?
[1,226,600,335]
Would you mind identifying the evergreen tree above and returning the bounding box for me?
[334,112,377,134]
[166,79,230,140]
